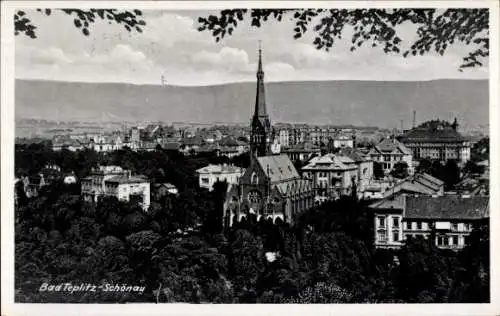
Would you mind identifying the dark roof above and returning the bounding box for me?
[105,175,149,184]
[256,154,300,183]
[405,195,489,220]
[163,142,181,150]
[399,123,467,143]
[370,194,489,220]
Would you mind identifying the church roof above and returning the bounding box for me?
[256,154,300,182]
[275,178,313,196]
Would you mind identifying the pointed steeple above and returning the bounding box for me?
[250,41,272,157]
[254,41,267,117]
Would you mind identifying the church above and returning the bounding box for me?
[223,45,315,227]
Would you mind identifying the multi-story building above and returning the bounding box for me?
[224,45,315,227]
[398,119,471,165]
[302,154,359,203]
[281,142,321,162]
[196,164,244,191]
[370,194,489,250]
[369,137,413,175]
[81,165,150,211]
[338,148,373,192]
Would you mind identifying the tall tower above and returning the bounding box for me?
[250,42,272,157]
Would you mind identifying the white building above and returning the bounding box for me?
[369,137,414,175]
[81,165,150,211]
[302,154,359,203]
[196,164,244,191]
[332,135,355,149]
[370,194,489,250]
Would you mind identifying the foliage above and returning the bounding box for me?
[15,144,489,303]
[15,9,146,38]
[470,137,489,162]
[197,9,489,70]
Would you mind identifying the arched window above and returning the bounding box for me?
[251,172,258,185]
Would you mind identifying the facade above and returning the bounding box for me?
[399,119,471,165]
[369,137,413,175]
[338,148,373,192]
[196,164,244,191]
[224,46,315,227]
[281,142,321,162]
[224,154,315,226]
[81,165,150,211]
[302,154,359,203]
[370,194,489,250]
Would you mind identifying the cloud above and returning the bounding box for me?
[191,47,250,72]
[17,46,74,65]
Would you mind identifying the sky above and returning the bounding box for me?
[15,9,489,86]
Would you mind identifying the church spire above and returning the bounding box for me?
[254,40,267,117]
[250,41,272,157]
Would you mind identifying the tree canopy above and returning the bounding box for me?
[14,9,146,38]
[197,9,489,70]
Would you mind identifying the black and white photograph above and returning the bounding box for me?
[1,0,499,313]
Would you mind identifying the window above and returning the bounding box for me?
[251,172,258,185]
[392,217,399,228]
[452,236,458,246]
[451,223,458,231]
[406,221,412,230]
[417,221,422,230]
[463,236,469,246]
[378,216,386,228]
[437,236,446,246]
[392,232,399,242]
[377,231,387,243]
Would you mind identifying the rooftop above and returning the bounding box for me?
[105,175,149,184]
[399,120,467,143]
[196,164,243,174]
[256,154,300,183]
[370,194,489,220]
[302,154,357,171]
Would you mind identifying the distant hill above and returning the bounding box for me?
[15,79,488,131]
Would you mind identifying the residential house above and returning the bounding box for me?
[370,194,489,250]
[81,165,151,211]
[196,164,244,191]
[369,137,414,176]
[281,142,321,162]
[301,154,359,203]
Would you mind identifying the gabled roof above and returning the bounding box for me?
[275,178,313,196]
[370,138,412,156]
[302,154,357,171]
[256,154,300,183]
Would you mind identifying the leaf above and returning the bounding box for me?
[74,19,82,28]
[82,28,89,36]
